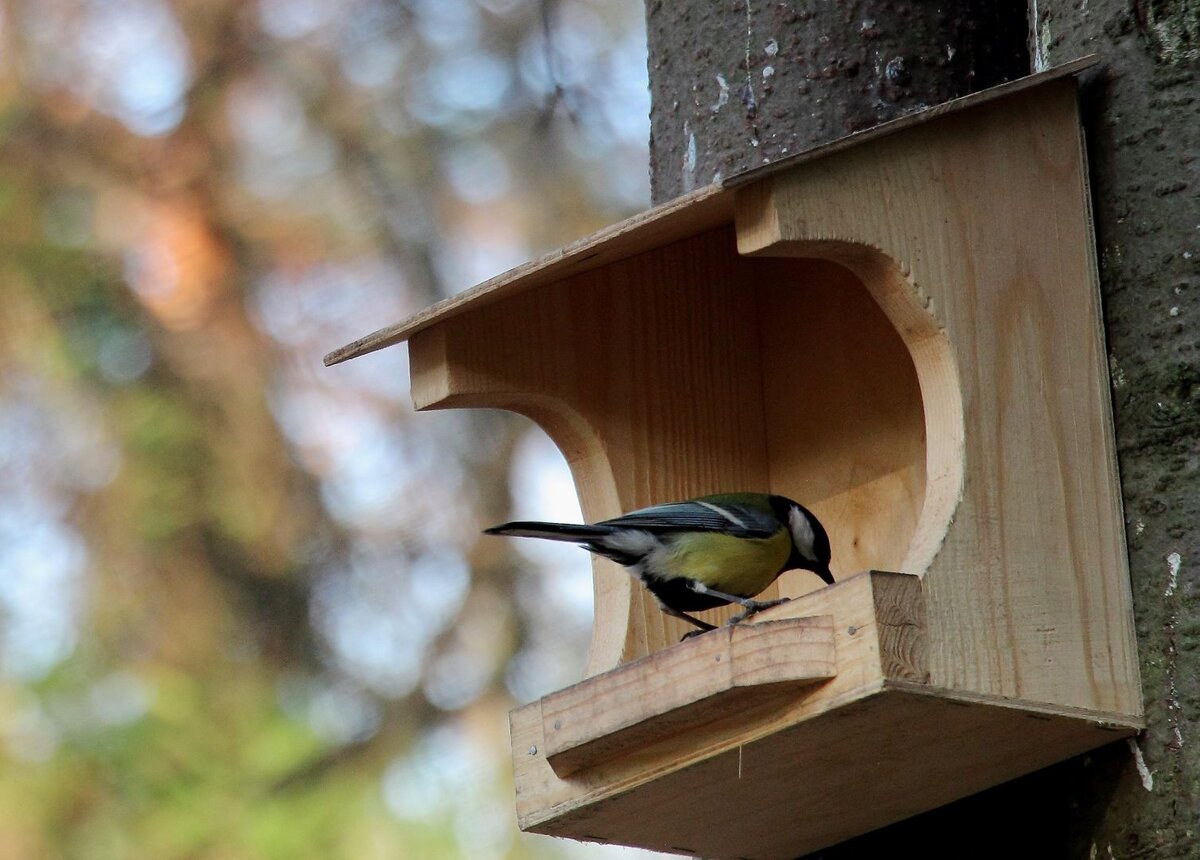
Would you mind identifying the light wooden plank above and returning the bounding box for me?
[540,616,835,777]
[736,77,1140,717]
[407,226,780,669]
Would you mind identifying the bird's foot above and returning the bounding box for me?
[665,607,717,641]
[728,596,792,626]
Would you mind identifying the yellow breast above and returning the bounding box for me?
[659,528,792,598]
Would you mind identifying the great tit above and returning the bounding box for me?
[485,492,833,633]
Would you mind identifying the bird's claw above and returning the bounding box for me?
[676,597,793,641]
[728,596,792,626]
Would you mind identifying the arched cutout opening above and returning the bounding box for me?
[752,256,932,596]
[412,227,962,669]
[747,243,964,587]
[501,420,596,702]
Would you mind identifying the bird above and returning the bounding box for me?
[484,492,834,634]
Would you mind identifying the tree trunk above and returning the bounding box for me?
[645,0,1028,203]
[646,0,1198,856]
[1018,0,1199,854]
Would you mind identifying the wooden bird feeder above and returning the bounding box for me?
[327,58,1142,859]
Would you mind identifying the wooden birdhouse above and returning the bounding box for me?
[326,58,1141,859]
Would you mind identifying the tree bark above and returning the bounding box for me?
[645,0,1028,203]
[1018,0,1199,855]
[646,0,1198,857]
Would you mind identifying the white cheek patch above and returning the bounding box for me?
[788,507,816,560]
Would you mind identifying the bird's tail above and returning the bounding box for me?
[484,521,613,543]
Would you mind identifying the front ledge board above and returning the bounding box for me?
[540,615,837,778]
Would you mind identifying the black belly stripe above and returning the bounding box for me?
[643,576,732,612]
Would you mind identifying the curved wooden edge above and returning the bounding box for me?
[731,77,1140,716]
[737,230,966,581]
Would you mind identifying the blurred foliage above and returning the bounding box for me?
[0,0,659,857]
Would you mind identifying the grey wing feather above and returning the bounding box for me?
[599,500,776,537]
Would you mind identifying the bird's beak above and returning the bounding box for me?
[816,565,835,586]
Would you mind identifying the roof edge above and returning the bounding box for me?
[325,57,1098,367]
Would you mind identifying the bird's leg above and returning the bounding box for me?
[727,597,792,625]
[659,604,717,640]
[688,582,792,626]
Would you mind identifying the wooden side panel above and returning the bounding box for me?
[737,79,1140,716]
[411,227,774,671]
[414,229,934,675]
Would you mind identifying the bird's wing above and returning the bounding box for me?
[599,499,778,538]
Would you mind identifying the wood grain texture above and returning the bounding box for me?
[755,258,932,583]
[409,227,778,670]
[408,237,939,672]
[870,571,928,682]
[736,77,1140,718]
[540,616,835,777]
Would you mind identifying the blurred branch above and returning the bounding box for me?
[536,0,570,130]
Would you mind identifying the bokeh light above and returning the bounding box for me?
[0,0,661,856]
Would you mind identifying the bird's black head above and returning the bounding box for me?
[769,495,834,585]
